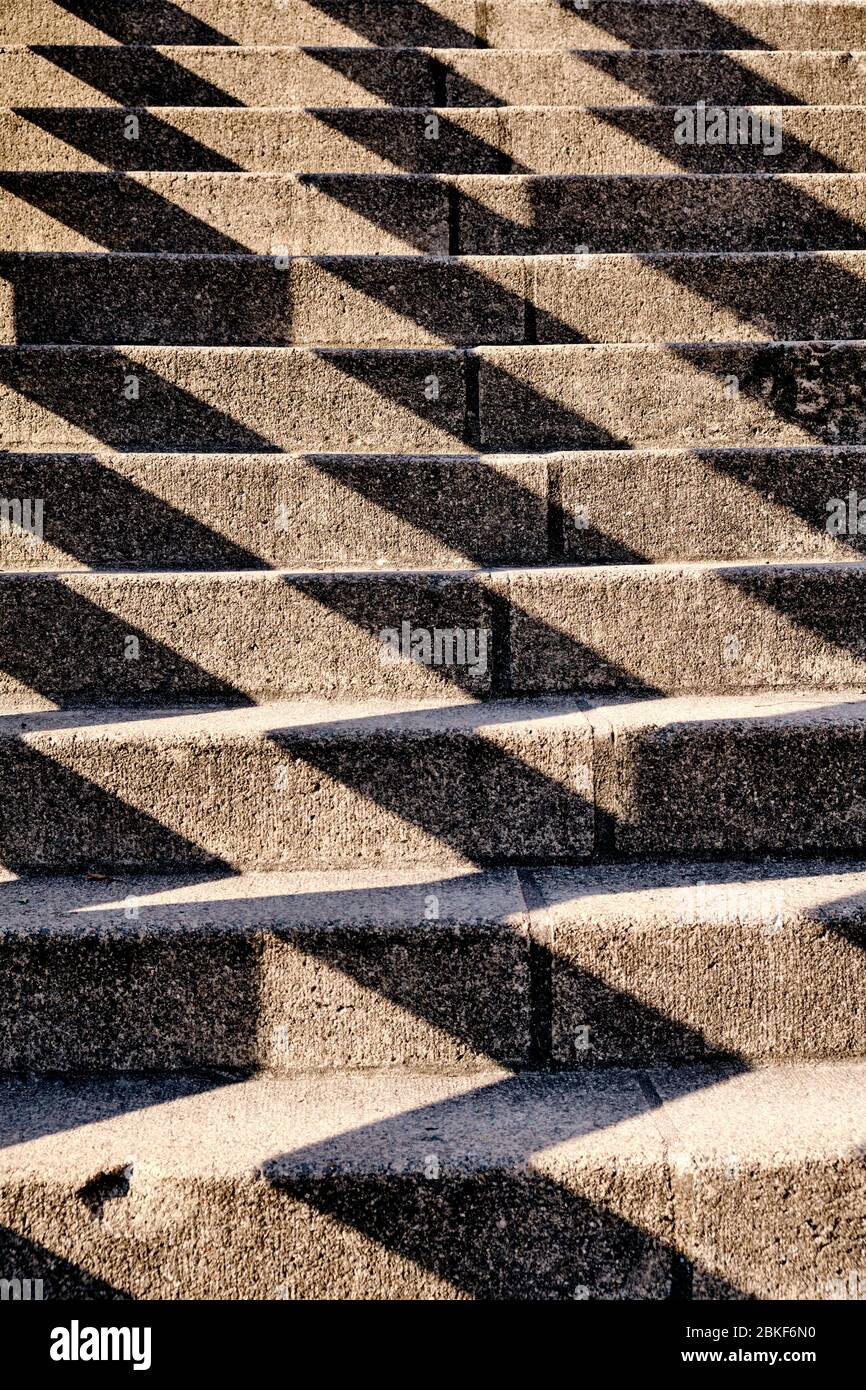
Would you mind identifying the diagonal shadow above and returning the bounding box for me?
[296,0,483,49]
[260,1068,749,1300]
[10,106,245,173]
[30,43,246,106]
[47,0,238,45]
[0,170,254,253]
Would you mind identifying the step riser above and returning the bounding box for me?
[446,50,866,108]
[0,869,533,1072]
[478,343,866,452]
[4,173,863,256]
[4,344,866,453]
[1,448,864,570]
[6,0,866,50]
[5,48,866,109]
[0,254,529,348]
[1,565,865,704]
[0,47,439,110]
[511,564,866,696]
[0,571,501,703]
[564,448,866,565]
[3,863,865,1071]
[590,696,866,859]
[4,699,866,870]
[0,710,596,872]
[2,107,862,175]
[0,452,550,570]
[0,347,469,454]
[6,252,866,348]
[540,862,866,1065]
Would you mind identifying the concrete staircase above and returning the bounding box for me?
[0,0,865,1301]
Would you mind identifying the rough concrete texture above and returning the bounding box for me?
[506,560,866,693]
[3,172,865,257]
[0,699,594,871]
[6,47,866,110]
[6,1,866,50]
[478,342,866,451]
[559,446,866,563]
[3,106,865,176]
[0,1064,862,1299]
[0,253,529,347]
[532,251,866,345]
[534,859,866,1062]
[2,693,866,870]
[0,45,441,109]
[2,562,866,703]
[0,345,469,452]
[483,1,866,51]
[7,341,866,454]
[453,173,866,254]
[443,47,866,107]
[3,860,866,1072]
[7,250,866,348]
[4,445,864,572]
[0,172,450,255]
[0,1,483,48]
[0,568,499,701]
[0,867,531,1070]
[587,691,866,857]
[4,0,866,1306]
[0,451,549,570]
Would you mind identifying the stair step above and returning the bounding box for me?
[3,105,865,175]
[0,1,485,48]
[587,690,866,858]
[0,1062,863,1298]
[0,450,550,570]
[563,446,866,564]
[1,561,865,703]
[4,171,863,256]
[5,342,866,453]
[0,252,529,348]
[6,0,866,51]
[444,48,866,107]
[476,342,866,452]
[485,1,866,53]
[0,345,469,454]
[0,171,451,256]
[509,559,866,695]
[0,446,863,571]
[0,697,596,871]
[1,860,865,1071]
[5,250,866,347]
[5,46,866,109]
[0,45,441,110]
[4,692,866,870]
[6,170,866,258]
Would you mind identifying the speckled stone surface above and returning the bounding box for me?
[0,1063,863,1299]
[3,0,866,1305]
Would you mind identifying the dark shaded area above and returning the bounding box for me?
[12,107,244,173]
[0,450,264,568]
[262,1069,750,1300]
[51,0,237,45]
[0,170,253,254]
[0,346,277,451]
[32,43,245,106]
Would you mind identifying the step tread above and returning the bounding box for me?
[2,856,866,932]
[1,1063,863,1177]
[5,690,866,735]
[3,556,865,578]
